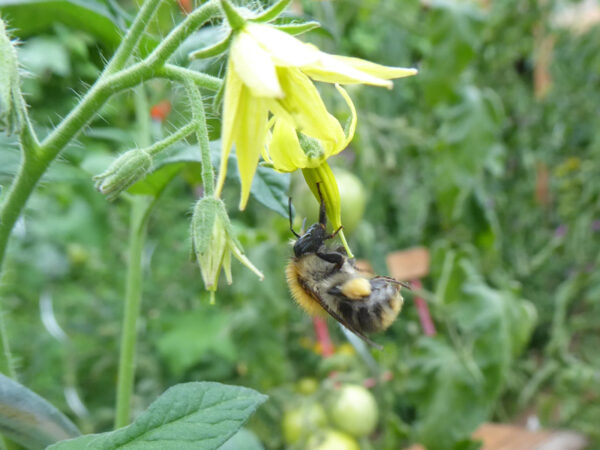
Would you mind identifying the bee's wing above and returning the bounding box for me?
[308,290,383,350]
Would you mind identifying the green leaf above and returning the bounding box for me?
[0,0,125,48]
[156,311,237,377]
[127,162,183,197]
[0,373,80,449]
[251,165,290,217]
[18,36,71,77]
[48,382,267,450]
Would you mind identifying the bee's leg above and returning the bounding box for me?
[288,198,300,238]
[316,250,345,271]
[325,225,343,240]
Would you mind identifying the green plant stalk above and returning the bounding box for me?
[184,79,214,195]
[114,197,152,429]
[0,307,16,379]
[104,0,165,75]
[114,86,151,429]
[146,121,197,157]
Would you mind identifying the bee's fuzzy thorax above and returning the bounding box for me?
[286,260,327,317]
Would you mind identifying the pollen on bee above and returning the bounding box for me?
[286,261,326,316]
[340,277,371,300]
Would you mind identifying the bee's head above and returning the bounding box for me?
[293,223,327,257]
[289,183,331,257]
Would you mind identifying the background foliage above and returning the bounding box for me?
[1,0,599,448]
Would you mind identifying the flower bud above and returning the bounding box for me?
[191,197,227,291]
[0,18,25,134]
[191,198,263,298]
[93,150,152,201]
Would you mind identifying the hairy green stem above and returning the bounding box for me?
[146,0,221,68]
[159,64,222,90]
[146,122,197,157]
[104,0,165,75]
[114,197,151,429]
[17,96,40,154]
[184,79,215,195]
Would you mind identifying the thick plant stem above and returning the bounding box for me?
[0,157,45,276]
[114,197,151,429]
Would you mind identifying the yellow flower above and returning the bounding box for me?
[216,9,417,209]
[264,84,357,173]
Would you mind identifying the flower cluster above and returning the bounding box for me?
[216,0,417,212]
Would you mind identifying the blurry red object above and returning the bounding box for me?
[150,100,172,122]
[178,0,192,14]
[313,316,334,357]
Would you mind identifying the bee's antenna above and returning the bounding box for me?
[301,217,307,234]
[316,183,327,226]
[288,198,300,238]
[379,276,412,290]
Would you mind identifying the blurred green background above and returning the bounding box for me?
[1,0,599,449]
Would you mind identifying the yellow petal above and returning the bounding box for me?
[235,92,269,210]
[268,118,309,172]
[332,84,357,154]
[303,52,417,88]
[261,116,277,163]
[276,67,345,145]
[333,55,419,79]
[231,28,283,98]
[246,22,320,67]
[216,59,243,197]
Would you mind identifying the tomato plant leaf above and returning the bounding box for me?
[0,373,80,449]
[47,382,267,450]
[0,0,125,48]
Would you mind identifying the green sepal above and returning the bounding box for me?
[251,0,291,22]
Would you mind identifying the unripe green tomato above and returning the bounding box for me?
[293,168,367,234]
[307,429,360,450]
[296,377,319,395]
[329,384,378,437]
[282,403,328,444]
[67,243,89,267]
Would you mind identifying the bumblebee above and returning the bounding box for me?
[286,188,406,348]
